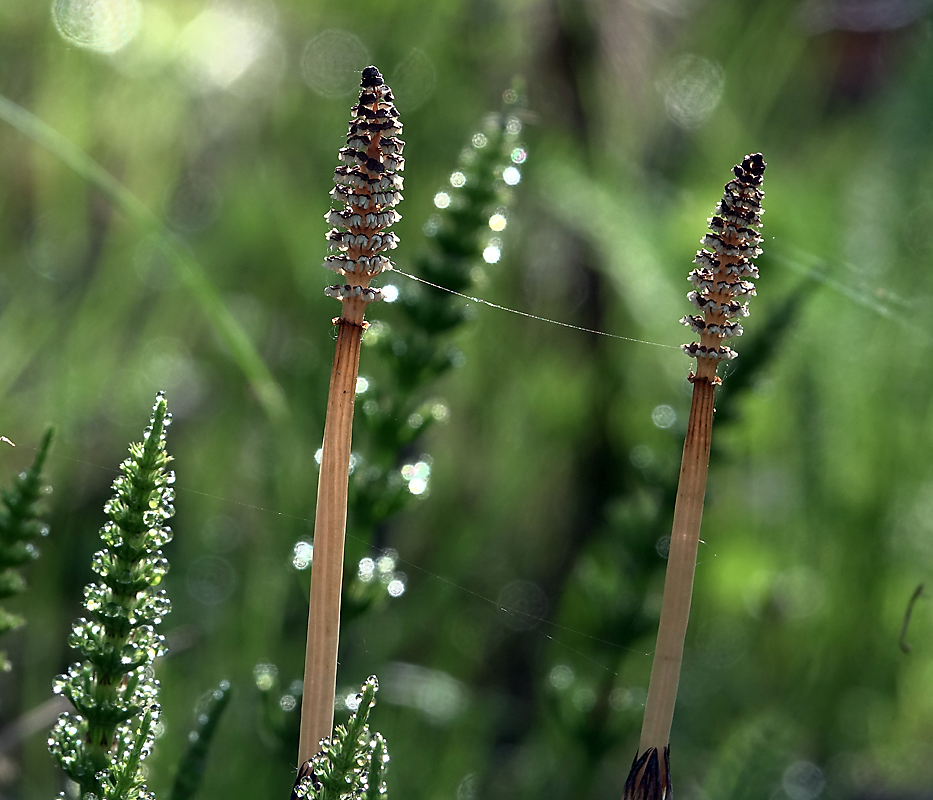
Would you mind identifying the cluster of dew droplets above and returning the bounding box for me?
[293,676,386,799]
[680,153,766,373]
[324,65,404,306]
[48,394,174,796]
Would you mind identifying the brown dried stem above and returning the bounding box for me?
[624,154,766,800]
[298,66,403,764]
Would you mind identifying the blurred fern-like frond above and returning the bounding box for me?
[0,427,53,673]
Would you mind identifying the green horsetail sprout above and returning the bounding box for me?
[0,427,52,673]
[300,65,404,764]
[49,393,174,800]
[292,676,388,800]
[624,154,766,800]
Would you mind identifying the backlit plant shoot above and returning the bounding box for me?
[300,65,404,765]
[624,154,766,800]
[48,394,175,800]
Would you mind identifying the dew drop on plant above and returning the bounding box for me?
[356,376,369,395]
[358,557,375,582]
[408,478,427,495]
[387,577,406,597]
[482,244,501,264]
[502,166,521,186]
[433,191,450,209]
[381,284,399,303]
[376,553,396,574]
[450,171,466,188]
[292,541,313,571]
[314,448,323,465]
[253,663,277,691]
[345,692,361,711]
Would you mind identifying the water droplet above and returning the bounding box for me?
[450,172,466,188]
[387,577,405,597]
[292,541,313,571]
[381,284,399,303]
[356,376,369,395]
[253,663,277,691]
[472,133,488,148]
[488,213,507,232]
[510,147,527,164]
[358,557,375,582]
[482,245,501,264]
[433,191,450,209]
[279,694,297,711]
[502,166,521,186]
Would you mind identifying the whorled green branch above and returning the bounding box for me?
[0,428,53,673]
[49,393,175,800]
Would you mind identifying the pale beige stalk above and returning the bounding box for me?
[299,302,366,763]
[624,154,766,800]
[298,64,404,765]
[639,374,714,750]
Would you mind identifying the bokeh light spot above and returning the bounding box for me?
[434,192,450,209]
[483,245,501,264]
[488,213,507,231]
[502,166,521,186]
[300,29,369,98]
[659,54,724,128]
[52,0,142,54]
[292,541,313,570]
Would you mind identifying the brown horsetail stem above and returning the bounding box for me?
[624,154,766,800]
[298,65,404,765]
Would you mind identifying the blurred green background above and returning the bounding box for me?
[1,0,933,798]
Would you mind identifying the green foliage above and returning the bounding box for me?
[0,427,52,672]
[48,395,174,800]
[293,677,388,800]
[346,92,527,559]
[170,681,233,800]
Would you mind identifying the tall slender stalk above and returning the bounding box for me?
[624,154,766,800]
[299,66,404,764]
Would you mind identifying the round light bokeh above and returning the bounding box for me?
[51,0,142,54]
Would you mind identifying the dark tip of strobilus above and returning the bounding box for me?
[361,65,384,88]
[623,746,672,800]
[734,153,766,184]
